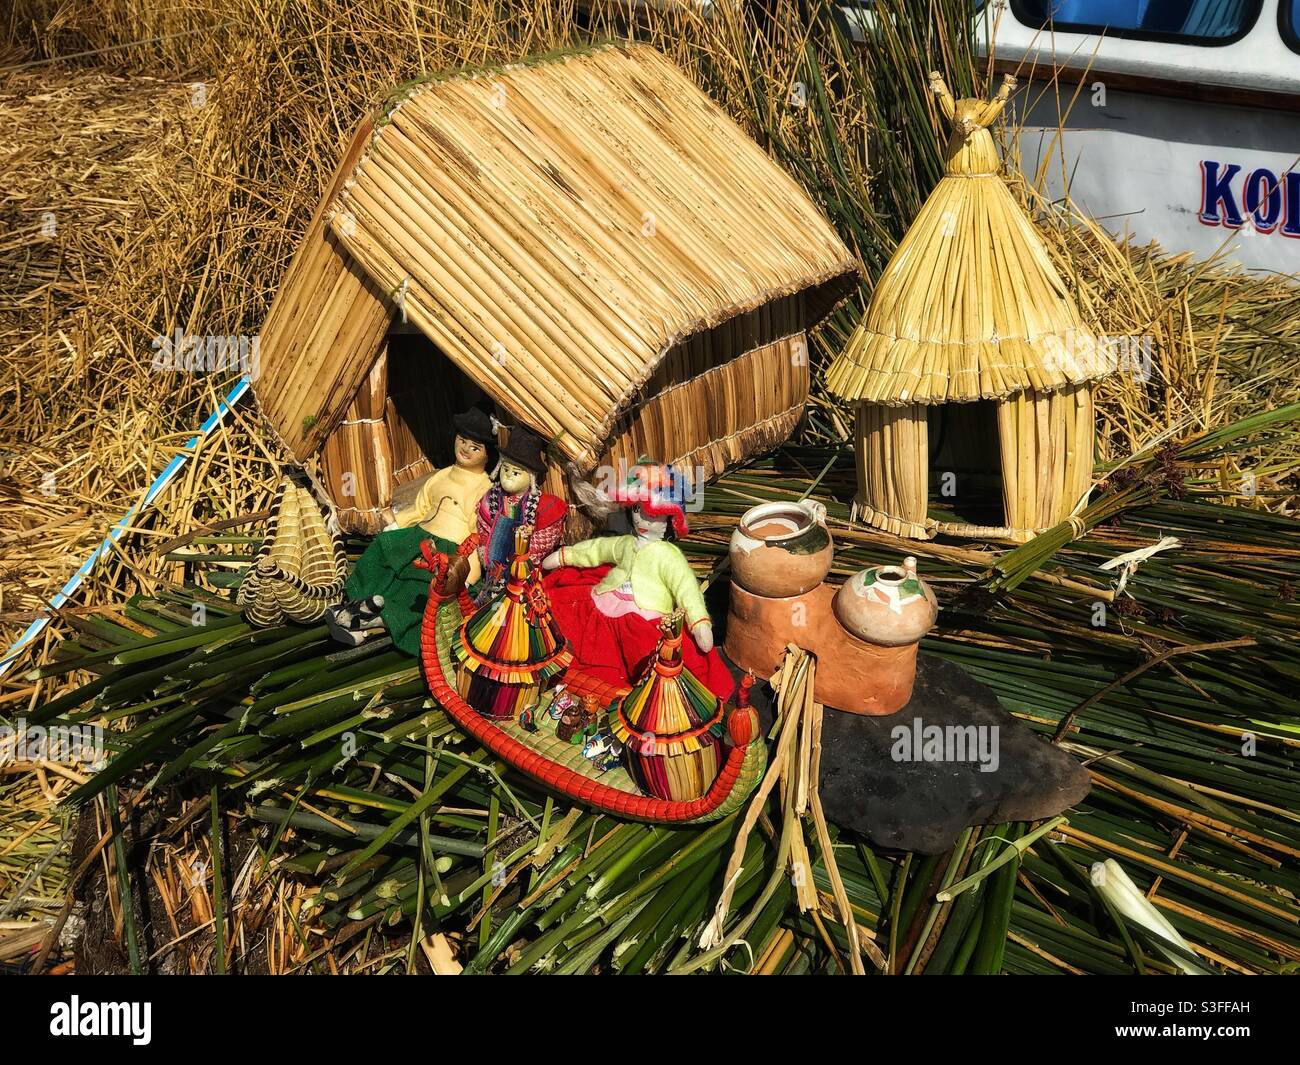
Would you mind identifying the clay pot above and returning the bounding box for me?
[833,556,937,647]
[729,500,833,598]
[726,583,918,715]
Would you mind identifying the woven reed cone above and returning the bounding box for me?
[238,477,347,626]
[238,479,296,627]
[456,526,571,721]
[825,73,1105,407]
[279,484,347,622]
[611,613,724,803]
[269,479,303,575]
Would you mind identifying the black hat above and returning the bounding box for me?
[497,424,550,475]
[452,406,495,446]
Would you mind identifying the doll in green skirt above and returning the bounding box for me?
[335,407,495,653]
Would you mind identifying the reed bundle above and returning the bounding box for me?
[698,646,871,973]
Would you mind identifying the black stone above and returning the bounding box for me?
[725,652,1090,855]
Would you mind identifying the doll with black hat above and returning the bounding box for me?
[466,422,567,603]
[389,406,496,551]
[335,406,496,654]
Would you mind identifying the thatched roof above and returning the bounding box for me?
[825,74,1105,406]
[257,43,857,469]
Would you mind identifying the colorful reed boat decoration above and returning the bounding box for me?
[610,614,728,802]
[454,528,571,721]
[417,545,766,824]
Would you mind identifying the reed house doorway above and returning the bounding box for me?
[927,401,1004,531]
[319,328,488,533]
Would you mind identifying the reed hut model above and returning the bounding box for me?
[254,43,858,533]
[825,73,1110,544]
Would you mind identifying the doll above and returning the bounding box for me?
[389,407,495,573]
[541,461,733,700]
[461,423,567,604]
[336,407,494,653]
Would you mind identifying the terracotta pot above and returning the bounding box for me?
[729,500,833,597]
[833,556,937,647]
[725,582,917,715]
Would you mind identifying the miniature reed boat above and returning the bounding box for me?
[417,542,765,824]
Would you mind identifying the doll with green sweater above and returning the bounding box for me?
[541,461,733,700]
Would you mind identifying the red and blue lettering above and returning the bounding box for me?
[1243,169,1282,234]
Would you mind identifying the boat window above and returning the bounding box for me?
[1011,0,1262,44]
[1283,0,1300,53]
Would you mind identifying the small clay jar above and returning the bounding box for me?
[833,556,938,647]
[557,694,599,743]
[729,500,833,598]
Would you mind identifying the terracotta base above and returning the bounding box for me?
[724,582,916,715]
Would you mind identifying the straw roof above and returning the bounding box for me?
[825,74,1106,406]
[263,43,856,469]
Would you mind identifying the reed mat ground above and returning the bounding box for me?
[1,0,1297,973]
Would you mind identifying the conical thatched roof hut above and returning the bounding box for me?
[826,73,1110,543]
[255,44,859,532]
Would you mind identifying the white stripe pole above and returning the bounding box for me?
[0,377,252,681]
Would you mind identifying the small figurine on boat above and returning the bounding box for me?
[389,406,496,548]
[611,612,728,802]
[455,526,571,721]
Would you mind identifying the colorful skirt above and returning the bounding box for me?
[543,565,735,701]
[347,526,475,656]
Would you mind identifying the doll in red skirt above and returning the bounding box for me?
[540,462,733,701]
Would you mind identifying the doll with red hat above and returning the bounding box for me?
[541,460,733,701]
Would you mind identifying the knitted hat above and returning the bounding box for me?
[606,460,691,538]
